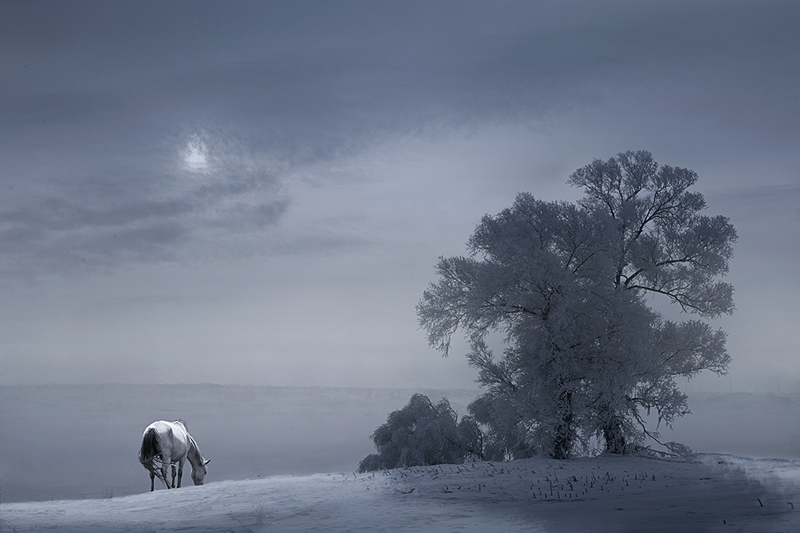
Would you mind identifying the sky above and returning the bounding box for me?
[0,1,798,392]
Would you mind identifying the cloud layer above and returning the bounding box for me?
[1,1,798,389]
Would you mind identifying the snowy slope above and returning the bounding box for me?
[2,454,800,532]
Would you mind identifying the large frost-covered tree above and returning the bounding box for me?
[417,151,735,459]
[569,151,735,452]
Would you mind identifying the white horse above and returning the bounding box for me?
[138,419,210,492]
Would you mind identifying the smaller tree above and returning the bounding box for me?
[357,394,482,472]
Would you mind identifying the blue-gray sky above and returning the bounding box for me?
[1,1,798,391]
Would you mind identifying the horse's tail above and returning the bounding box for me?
[139,428,160,464]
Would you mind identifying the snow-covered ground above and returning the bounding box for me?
[2,453,800,532]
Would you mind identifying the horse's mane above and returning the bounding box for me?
[187,434,206,466]
[175,420,204,463]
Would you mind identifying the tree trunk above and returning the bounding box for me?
[603,416,627,454]
[552,422,572,460]
[551,390,574,460]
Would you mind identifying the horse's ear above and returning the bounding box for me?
[204,459,211,466]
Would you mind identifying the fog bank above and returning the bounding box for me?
[1,384,798,503]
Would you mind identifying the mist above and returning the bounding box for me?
[0,384,476,502]
[2,383,799,504]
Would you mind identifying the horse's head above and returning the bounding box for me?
[191,459,211,485]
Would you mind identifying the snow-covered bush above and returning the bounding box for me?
[357,394,482,472]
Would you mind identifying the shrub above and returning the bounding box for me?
[357,394,482,472]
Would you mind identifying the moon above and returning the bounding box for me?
[183,137,209,173]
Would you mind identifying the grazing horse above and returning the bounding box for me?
[138,419,210,492]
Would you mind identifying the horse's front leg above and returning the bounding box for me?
[171,464,177,488]
[150,472,155,492]
[157,452,172,489]
[161,463,171,489]
[176,458,185,488]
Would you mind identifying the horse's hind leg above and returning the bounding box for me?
[150,472,155,492]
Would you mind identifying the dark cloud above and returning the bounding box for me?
[3,4,785,139]
[5,1,798,158]
[0,155,287,276]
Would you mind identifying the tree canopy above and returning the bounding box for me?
[417,151,736,459]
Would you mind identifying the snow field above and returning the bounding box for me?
[3,454,799,532]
